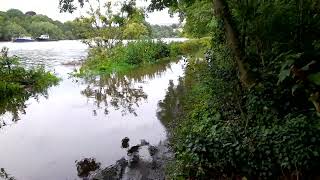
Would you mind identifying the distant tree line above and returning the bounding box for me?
[151,24,181,38]
[0,9,79,41]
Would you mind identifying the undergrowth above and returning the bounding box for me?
[159,33,320,179]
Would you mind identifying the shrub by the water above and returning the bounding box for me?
[169,37,211,57]
[0,47,59,127]
[81,40,170,75]
[123,40,170,65]
[79,38,212,76]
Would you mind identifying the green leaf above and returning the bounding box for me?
[277,69,291,85]
[308,72,320,85]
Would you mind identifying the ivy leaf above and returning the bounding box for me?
[308,72,320,85]
[277,69,291,85]
[291,84,302,96]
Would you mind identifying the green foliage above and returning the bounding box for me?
[161,45,320,179]
[157,0,320,178]
[4,23,28,39]
[123,23,149,39]
[151,24,181,38]
[0,9,79,41]
[169,37,211,57]
[28,21,65,40]
[123,40,170,65]
[181,0,215,38]
[79,40,171,75]
[61,0,153,48]
[79,37,212,76]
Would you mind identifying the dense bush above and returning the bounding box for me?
[123,40,170,65]
[161,47,320,179]
[159,12,320,177]
[169,37,211,57]
[80,38,213,76]
[80,40,174,75]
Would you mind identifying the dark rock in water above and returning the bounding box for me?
[89,141,174,180]
[88,157,128,180]
[127,145,140,155]
[121,137,130,148]
[76,158,101,178]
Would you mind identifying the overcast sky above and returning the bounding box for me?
[0,0,179,25]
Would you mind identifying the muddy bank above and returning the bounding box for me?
[77,139,173,180]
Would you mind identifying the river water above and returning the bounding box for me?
[0,40,185,180]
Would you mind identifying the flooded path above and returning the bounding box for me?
[0,40,185,180]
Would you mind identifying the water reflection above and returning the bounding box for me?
[0,168,16,180]
[80,61,173,116]
[81,74,147,116]
[0,86,52,129]
[157,78,185,130]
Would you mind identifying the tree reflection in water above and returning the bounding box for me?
[75,158,101,178]
[157,77,185,130]
[0,168,16,180]
[80,61,173,116]
[0,89,50,129]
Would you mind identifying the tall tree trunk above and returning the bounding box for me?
[213,0,255,88]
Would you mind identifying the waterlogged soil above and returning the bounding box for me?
[0,40,186,180]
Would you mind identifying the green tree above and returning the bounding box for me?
[5,9,24,18]
[0,9,80,41]
[148,0,253,86]
[123,22,149,39]
[151,24,180,38]
[28,21,64,40]
[0,13,8,40]
[5,23,28,39]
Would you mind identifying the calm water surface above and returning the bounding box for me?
[0,40,185,180]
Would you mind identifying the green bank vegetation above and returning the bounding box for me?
[0,47,59,127]
[0,9,80,41]
[156,0,320,179]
